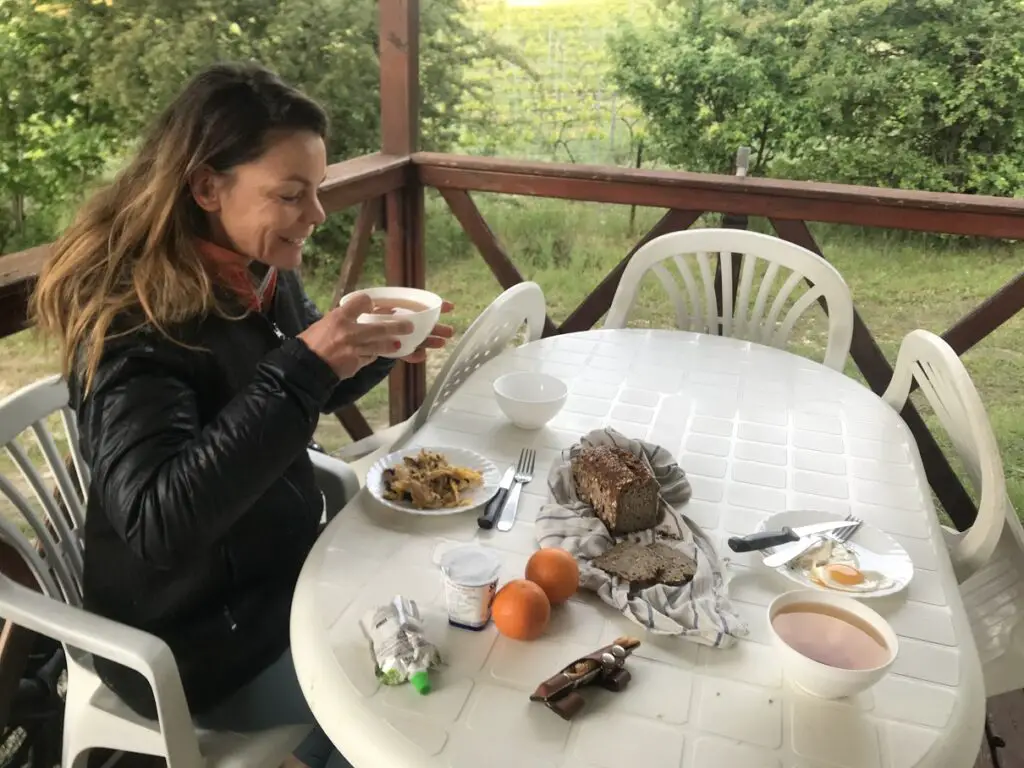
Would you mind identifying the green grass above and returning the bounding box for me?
[2,193,1021,523]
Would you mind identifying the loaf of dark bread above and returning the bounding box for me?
[571,445,660,534]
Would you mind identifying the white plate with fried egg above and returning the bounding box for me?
[755,509,913,598]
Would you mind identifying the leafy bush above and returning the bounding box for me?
[0,0,499,257]
[609,0,1024,194]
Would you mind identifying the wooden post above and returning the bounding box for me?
[715,146,750,334]
[380,0,426,425]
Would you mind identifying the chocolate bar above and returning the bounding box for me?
[530,636,641,720]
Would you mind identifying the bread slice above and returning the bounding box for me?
[571,446,660,534]
[593,541,696,588]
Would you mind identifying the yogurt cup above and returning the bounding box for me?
[440,545,502,630]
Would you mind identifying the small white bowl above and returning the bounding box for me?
[339,287,442,359]
[767,589,898,700]
[493,372,567,429]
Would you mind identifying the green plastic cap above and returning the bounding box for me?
[409,670,431,695]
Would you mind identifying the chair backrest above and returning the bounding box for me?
[396,281,547,445]
[603,228,855,370]
[882,329,1012,579]
[0,375,88,608]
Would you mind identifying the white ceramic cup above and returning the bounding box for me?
[767,589,898,700]
[339,287,443,359]
[492,372,568,429]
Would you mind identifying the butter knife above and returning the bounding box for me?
[762,536,826,569]
[478,466,515,529]
[496,477,525,532]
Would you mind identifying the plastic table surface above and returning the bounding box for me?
[291,329,985,768]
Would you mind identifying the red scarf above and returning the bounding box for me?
[197,239,278,312]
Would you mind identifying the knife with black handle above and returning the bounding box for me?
[727,520,855,553]
[478,466,515,529]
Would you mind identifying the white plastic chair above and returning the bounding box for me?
[0,374,356,767]
[603,228,855,370]
[340,281,547,479]
[882,329,1024,697]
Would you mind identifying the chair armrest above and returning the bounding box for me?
[308,449,360,519]
[0,576,201,764]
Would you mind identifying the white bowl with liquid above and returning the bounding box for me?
[767,589,898,700]
[339,287,442,358]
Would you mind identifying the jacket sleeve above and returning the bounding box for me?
[300,292,395,413]
[81,336,339,569]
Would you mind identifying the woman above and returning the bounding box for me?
[30,63,449,768]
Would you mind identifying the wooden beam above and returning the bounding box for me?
[0,244,49,338]
[379,0,419,155]
[942,270,1024,355]
[331,198,380,306]
[317,154,408,214]
[384,185,426,425]
[379,0,424,425]
[770,219,979,530]
[559,209,703,335]
[332,404,374,442]
[415,153,1024,239]
[438,189,558,336]
[439,189,523,288]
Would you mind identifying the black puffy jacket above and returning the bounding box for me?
[70,269,392,718]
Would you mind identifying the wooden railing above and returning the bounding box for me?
[2,151,1021,523]
[414,152,1024,531]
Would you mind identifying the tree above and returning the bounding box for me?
[0,0,117,253]
[0,0,501,256]
[609,0,1024,194]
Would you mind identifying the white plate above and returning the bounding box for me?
[366,446,500,516]
[756,509,913,598]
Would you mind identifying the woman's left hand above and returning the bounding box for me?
[400,300,455,364]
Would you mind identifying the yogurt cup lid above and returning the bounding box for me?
[440,545,502,587]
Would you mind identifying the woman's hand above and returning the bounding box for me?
[298,293,413,379]
[400,300,455,364]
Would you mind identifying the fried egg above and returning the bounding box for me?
[794,539,894,593]
[808,562,895,593]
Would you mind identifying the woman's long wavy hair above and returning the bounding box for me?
[31,62,327,392]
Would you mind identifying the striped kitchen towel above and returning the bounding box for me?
[536,427,747,648]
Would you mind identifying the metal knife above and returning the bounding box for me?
[727,521,856,553]
[762,536,830,569]
[478,466,515,529]
[496,476,527,532]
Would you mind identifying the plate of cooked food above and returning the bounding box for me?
[367,447,501,515]
[754,509,913,598]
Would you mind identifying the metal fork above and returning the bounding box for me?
[763,514,863,568]
[496,448,536,532]
[830,514,863,546]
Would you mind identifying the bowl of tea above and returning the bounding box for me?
[339,287,443,359]
[768,589,898,700]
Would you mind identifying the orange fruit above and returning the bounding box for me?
[492,579,551,641]
[525,547,580,605]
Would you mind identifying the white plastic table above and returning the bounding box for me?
[291,329,985,768]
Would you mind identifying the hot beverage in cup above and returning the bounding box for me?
[771,602,891,671]
[767,589,897,699]
[339,287,443,359]
[368,297,430,315]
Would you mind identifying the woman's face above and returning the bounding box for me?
[191,130,328,269]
